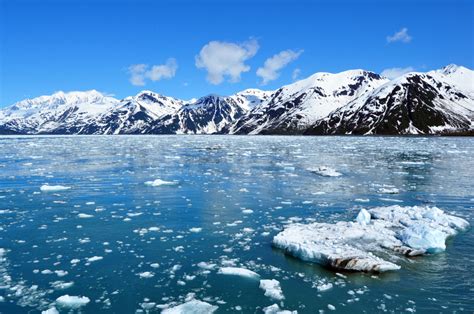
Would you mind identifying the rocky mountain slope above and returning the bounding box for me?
[1,65,472,135]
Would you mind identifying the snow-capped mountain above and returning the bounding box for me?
[82,91,184,134]
[0,90,119,134]
[0,65,472,135]
[305,65,474,135]
[146,94,255,134]
[227,70,389,134]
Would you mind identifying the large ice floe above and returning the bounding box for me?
[273,206,469,272]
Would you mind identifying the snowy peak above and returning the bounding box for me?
[306,68,474,135]
[228,69,388,134]
[230,88,273,111]
[1,64,472,135]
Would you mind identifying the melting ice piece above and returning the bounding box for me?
[162,299,218,314]
[41,308,59,314]
[378,187,399,194]
[55,295,90,309]
[259,279,285,300]
[40,185,71,192]
[217,267,260,280]
[273,206,469,272]
[307,166,342,177]
[144,179,178,187]
[263,303,297,314]
[356,208,371,225]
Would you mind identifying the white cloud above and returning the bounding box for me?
[128,58,178,86]
[387,28,412,43]
[381,66,415,79]
[128,64,148,86]
[257,49,303,85]
[292,68,301,81]
[195,39,259,85]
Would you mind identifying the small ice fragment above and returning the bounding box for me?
[86,256,103,262]
[40,185,71,192]
[259,279,285,300]
[55,295,90,309]
[144,179,178,187]
[308,166,342,177]
[162,299,218,313]
[42,308,59,314]
[78,213,94,218]
[356,208,371,225]
[138,271,154,278]
[217,267,260,280]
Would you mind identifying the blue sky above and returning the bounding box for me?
[1,0,473,106]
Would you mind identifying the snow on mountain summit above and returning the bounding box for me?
[1,65,472,135]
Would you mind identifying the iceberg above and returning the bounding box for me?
[273,206,469,272]
[162,299,218,314]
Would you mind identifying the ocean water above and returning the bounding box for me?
[0,135,473,313]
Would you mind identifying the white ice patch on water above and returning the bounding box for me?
[378,187,399,194]
[217,267,260,280]
[273,206,469,272]
[41,307,59,314]
[86,256,103,262]
[162,299,218,313]
[307,166,342,177]
[40,185,71,192]
[56,295,90,309]
[144,179,178,187]
[356,208,371,226]
[263,303,297,314]
[259,279,285,300]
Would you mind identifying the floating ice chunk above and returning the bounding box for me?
[378,187,399,194]
[189,227,202,233]
[398,225,447,253]
[78,213,94,218]
[217,267,260,280]
[308,166,341,177]
[273,206,469,272]
[197,262,216,270]
[86,256,103,262]
[138,271,154,278]
[263,303,297,314]
[144,179,178,187]
[316,282,333,292]
[327,304,336,311]
[273,221,401,272]
[356,208,371,226]
[56,295,90,309]
[242,209,254,214]
[259,279,284,300]
[42,308,59,314]
[40,185,71,192]
[162,299,218,314]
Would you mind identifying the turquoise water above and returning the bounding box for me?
[0,135,473,313]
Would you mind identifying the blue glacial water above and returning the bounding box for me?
[0,135,473,313]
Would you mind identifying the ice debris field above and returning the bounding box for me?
[0,135,473,313]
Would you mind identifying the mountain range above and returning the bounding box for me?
[1,64,473,135]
